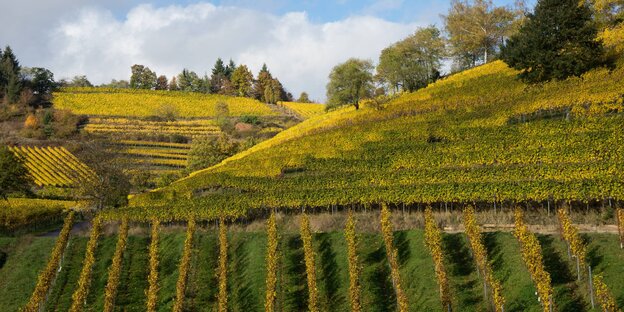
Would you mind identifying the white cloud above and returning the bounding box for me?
[42,3,419,101]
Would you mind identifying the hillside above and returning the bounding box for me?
[124,60,624,221]
[48,87,309,178]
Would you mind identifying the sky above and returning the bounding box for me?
[0,0,532,101]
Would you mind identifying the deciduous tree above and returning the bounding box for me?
[443,0,520,69]
[377,26,446,92]
[326,58,374,110]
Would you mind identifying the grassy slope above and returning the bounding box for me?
[0,236,56,311]
[2,231,621,311]
[125,61,624,220]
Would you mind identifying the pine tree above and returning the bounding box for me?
[1,46,22,103]
[501,0,604,82]
[225,59,236,79]
[211,58,227,93]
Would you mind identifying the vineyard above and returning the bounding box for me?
[53,87,278,118]
[278,102,326,120]
[122,60,624,221]
[118,140,191,173]
[7,146,94,187]
[1,208,623,311]
[84,118,221,138]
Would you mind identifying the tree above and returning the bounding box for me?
[187,134,238,171]
[326,58,374,110]
[1,46,22,104]
[177,69,199,92]
[592,0,624,27]
[23,67,56,95]
[211,58,227,93]
[264,79,284,104]
[130,64,157,89]
[70,75,93,87]
[75,142,131,210]
[169,76,179,91]
[155,75,168,90]
[377,26,446,93]
[230,65,254,97]
[0,145,31,200]
[297,92,311,103]
[501,0,604,82]
[443,0,520,69]
[254,64,274,102]
[225,59,236,79]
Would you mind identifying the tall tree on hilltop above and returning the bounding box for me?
[155,75,168,90]
[443,0,522,69]
[377,26,446,93]
[501,0,604,82]
[254,64,273,103]
[326,58,374,111]
[169,76,179,91]
[225,59,236,79]
[297,92,311,103]
[211,58,227,93]
[130,65,157,89]
[231,65,254,97]
[1,46,22,104]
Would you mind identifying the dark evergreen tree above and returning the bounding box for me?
[225,59,236,79]
[500,0,604,82]
[1,46,22,103]
[211,58,227,93]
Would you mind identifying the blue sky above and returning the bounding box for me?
[0,0,536,100]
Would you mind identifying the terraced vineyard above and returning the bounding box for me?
[8,146,94,187]
[54,87,278,118]
[118,140,191,173]
[85,118,221,138]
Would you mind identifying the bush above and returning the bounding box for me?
[239,114,260,125]
[152,104,179,121]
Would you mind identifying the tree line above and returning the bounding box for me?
[326,0,623,110]
[0,46,56,107]
[125,59,312,104]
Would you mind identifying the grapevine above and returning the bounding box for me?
[593,274,621,312]
[69,216,102,312]
[23,211,75,312]
[264,211,279,312]
[380,204,409,312]
[300,213,319,312]
[514,208,553,312]
[424,207,452,311]
[103,218,129,312]
[173,219,195,312]
[557,208,586,279]
[146,219,160,312]
[463,206,505,311]
[344,209,362,312]
[217,217,228,312]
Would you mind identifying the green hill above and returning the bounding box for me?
[122,60,624,221]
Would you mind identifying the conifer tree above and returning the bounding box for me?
[1,46,22,103]
[501,0,604,82]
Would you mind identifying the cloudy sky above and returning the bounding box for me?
[0,0,530,101]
